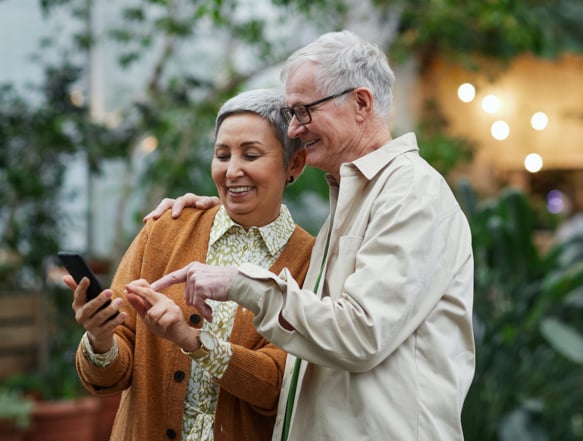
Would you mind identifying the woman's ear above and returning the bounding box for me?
[288,147,307,181]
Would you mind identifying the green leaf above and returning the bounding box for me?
[540,318,583,364]
[499,406,549,441]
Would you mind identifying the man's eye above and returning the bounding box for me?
[296,107,309,119]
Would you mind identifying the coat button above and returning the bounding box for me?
[189,314,201,325]
[166,428,177,439]
[173,370,185,382]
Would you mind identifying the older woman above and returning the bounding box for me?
[64,89,314,441]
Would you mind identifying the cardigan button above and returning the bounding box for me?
[189,314,201,325]
[173,370,185,382]
[166,428,177,439]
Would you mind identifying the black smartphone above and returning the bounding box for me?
[58,252,117,318]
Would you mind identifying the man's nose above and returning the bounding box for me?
[287,117,307,139]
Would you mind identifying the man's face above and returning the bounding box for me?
[284,64,358,179]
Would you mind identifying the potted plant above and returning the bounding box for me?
[1,282,104,441]
[0,389,34,441]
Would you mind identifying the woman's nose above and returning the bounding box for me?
[226,159,244,179]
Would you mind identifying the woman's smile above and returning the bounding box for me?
[228,185,255,194]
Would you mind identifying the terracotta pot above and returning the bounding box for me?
[23,397,99,441]
[0,419,26,441]
[93,393,121,441]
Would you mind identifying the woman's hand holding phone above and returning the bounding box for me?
[59,252,126,354]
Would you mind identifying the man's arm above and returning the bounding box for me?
[151,262,237,322]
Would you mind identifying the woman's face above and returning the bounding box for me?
[212,113,290,229]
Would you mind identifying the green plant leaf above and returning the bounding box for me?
[540,318,583,364]
[499,406,549,441]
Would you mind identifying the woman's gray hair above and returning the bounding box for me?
[215,88,303,168]
[281,30,395,119]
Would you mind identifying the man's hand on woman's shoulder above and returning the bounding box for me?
[143,193,221,222]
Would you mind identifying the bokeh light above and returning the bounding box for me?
[547,189,566,214]
[481,94,500,114]
[457,83,476,103]
[531,112,549,131]
[524,153,543,173]
[140,135,159,154]
[491,120,510,141]
[70,89,85,107]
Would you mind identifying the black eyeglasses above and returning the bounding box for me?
[280,88,356,125]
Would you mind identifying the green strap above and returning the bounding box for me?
[281,229,331,441]
[281,357,302,440]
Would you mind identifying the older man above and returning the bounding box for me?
[150,30,475,441]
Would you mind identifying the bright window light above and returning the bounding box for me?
[531,112,549,131]
[457,83,476,103]
[491,120,510,141]
[524,153,543,173]
[481,94,500,114]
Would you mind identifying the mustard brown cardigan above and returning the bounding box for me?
[76,206,314,441]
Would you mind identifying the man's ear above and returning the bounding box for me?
[354,87,374,122]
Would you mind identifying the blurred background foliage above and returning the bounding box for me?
[0,0,582,436]
[458,183,583,440]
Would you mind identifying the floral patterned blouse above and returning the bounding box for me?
[182,205,295,441]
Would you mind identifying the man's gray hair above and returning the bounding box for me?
[281,30,395,119]
[215,89,302,168]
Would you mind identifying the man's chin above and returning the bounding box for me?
[306,145,319,157]
[305,154,324,170]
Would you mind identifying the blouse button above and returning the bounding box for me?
[189,314,201,325]
[173,370,185,382]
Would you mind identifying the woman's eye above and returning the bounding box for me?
[245,153,260,160]
[215,153,229,161]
